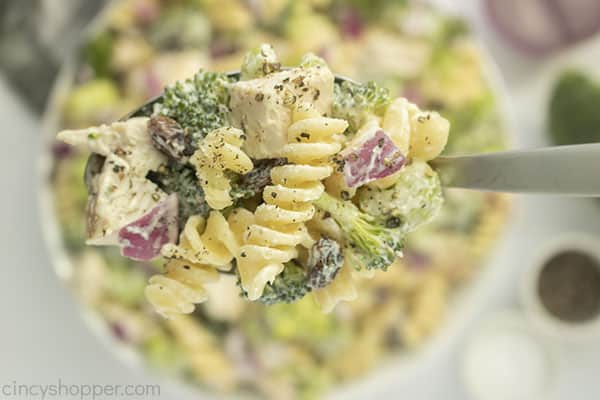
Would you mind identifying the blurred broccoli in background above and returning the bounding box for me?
[314,192,404,271]
[153,70,233,145]
[332,80,391,134]
[150,8,211,50]
[84,31,114,77]
[549,70,600,146]
[264,296,337,343]
[63,79,120,127]
[357,161,443,232]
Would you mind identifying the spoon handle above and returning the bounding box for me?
[430,143,600,196]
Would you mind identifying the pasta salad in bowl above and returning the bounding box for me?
[40,1,512,399]
[56,46,450,316]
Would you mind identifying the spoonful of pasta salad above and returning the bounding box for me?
[56,44,599,317]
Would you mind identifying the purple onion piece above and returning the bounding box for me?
[144,68,163,98]
[486,0,600,56]
[111,323,128,342]
[342,130,406,188]
[51,141,74,160]
[338,7,363,39]
[133,0,161,25]
[118,194,179,261]
[403,249,431,271]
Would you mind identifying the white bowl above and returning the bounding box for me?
[36,2,517,399]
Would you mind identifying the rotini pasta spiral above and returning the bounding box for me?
[237,104,348,300]
[145,209,254,318]
[190,127,253,210]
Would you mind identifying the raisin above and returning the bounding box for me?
[148,116,192,160]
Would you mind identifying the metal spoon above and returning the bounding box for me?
[123,71,600,197]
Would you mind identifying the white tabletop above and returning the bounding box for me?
[2,1,600,399]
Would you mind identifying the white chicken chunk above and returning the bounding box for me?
[57,117,168,244]
[229,65,334,159]
[57,117,165,177]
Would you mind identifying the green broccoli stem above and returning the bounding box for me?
[314,192,404,271]
[314,192,367,229]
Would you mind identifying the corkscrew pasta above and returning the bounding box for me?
[190,127,254,210]
[236,104,348,300]
[146,209,254,317]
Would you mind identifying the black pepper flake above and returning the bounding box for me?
[299,132,311,140]
[341,190,350,200]
[271,192,278,198]
[385,217,401,228]
[255,93,264,101]
[240,252,247,258]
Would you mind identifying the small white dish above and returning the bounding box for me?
[521,233,600,342]
[461,310,556,400]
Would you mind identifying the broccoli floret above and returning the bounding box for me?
[153,70,233,146]
[84,31,113,77]
[147,163,210,225]
[239,261,310,305]
[306,237,344,289]
[549,70,600,146]
[332,80,392,134]
[240,43,282,80]
[357,161,443,232]
[314,192,404,271]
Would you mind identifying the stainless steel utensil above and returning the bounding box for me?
[431,144,600,196]
[126,70,600,197]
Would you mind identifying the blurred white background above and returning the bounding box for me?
[2,0,600,399]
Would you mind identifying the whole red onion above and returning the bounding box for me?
[486,0,600,55]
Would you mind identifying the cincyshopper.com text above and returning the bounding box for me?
[1,380,161,399]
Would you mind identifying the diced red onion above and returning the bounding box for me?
[144,68,163,98]
[51,141,73,160]
[342,130,406,188]
[133,0,161,25]
[338,7,363,39]
[403,249,430,271]
[118,194,179,261]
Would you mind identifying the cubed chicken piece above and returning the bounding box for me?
[57,117,166,177]
[86,153,168,245]
[229,65,335,159]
